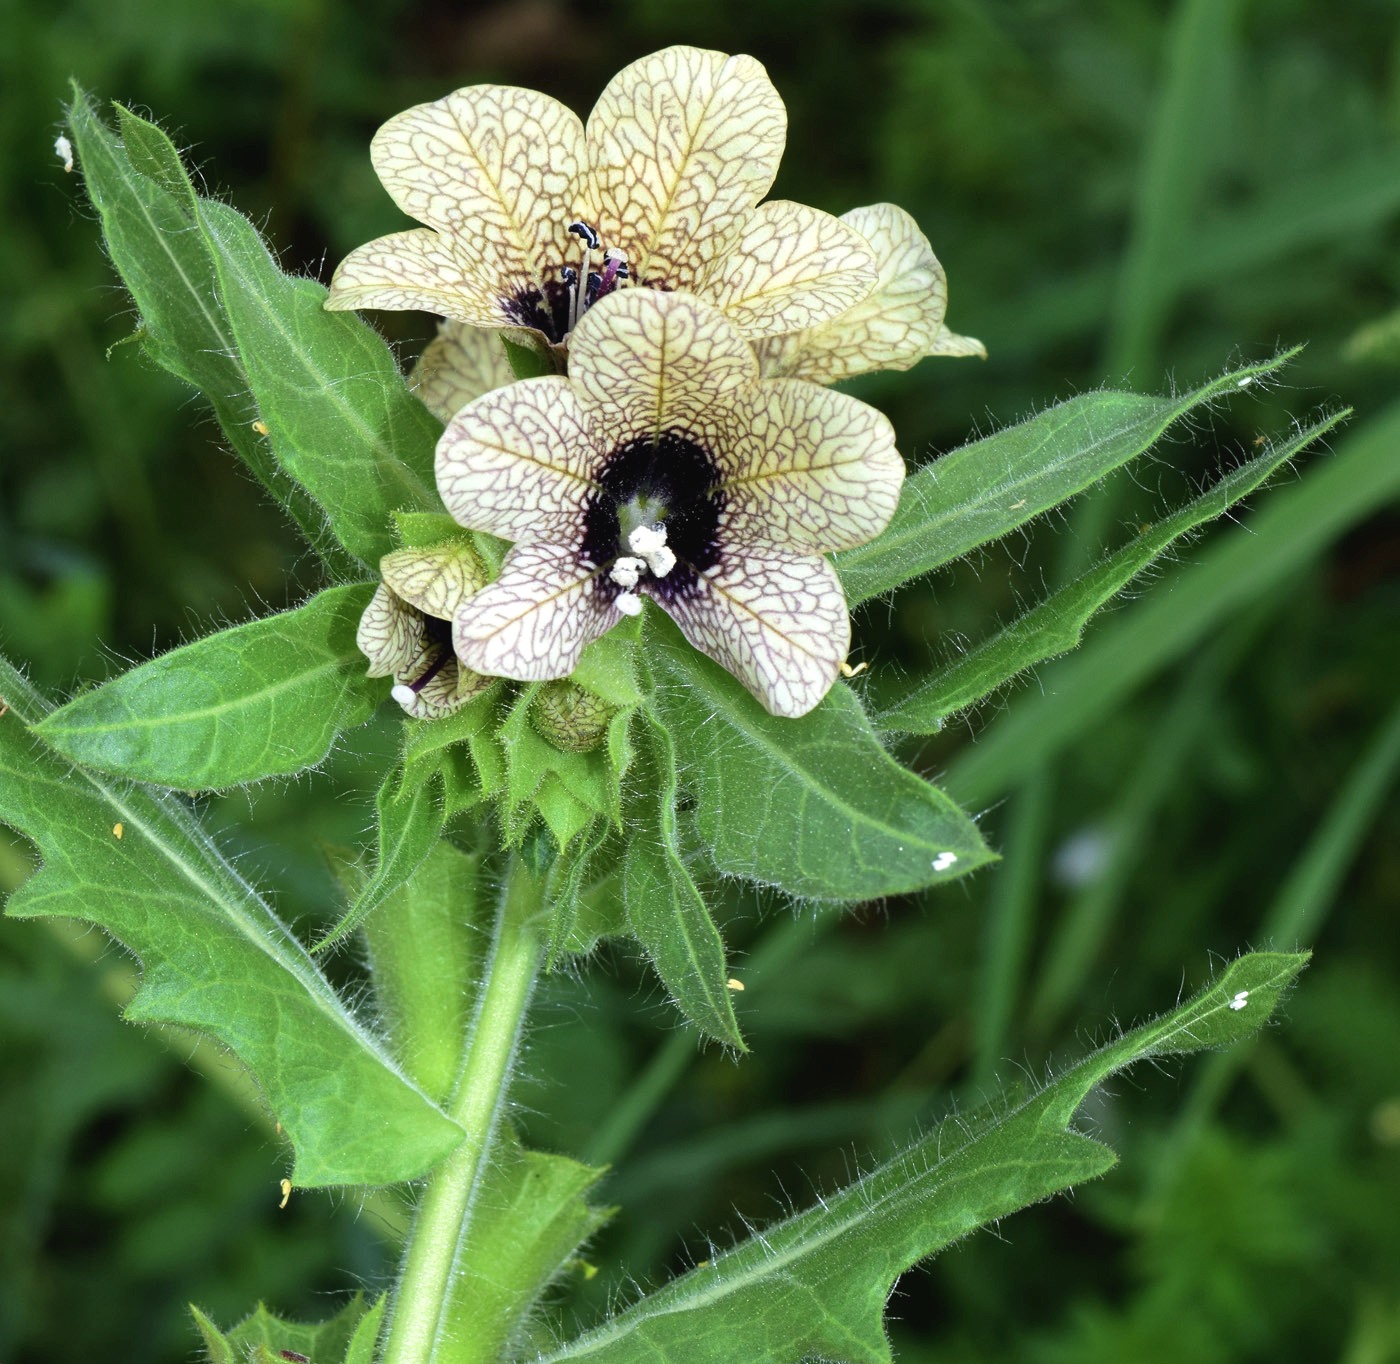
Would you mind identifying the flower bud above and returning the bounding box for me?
[529,680,614,753]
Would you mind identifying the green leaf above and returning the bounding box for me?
[362,840,484,1102]
[440,1129,610,1364]
[65,89,356,577]
[0,654,460,1188]
[193,193,441,565]
[624,717,744,1048]
[193,1295,381,1364]
[538,952,1308,1364]
[945,395,1400,807]
[317,764,446,955]
[33,585,379,789]
[833,349,1300,606]
[647,614,993,900]
[879,407,1349,733]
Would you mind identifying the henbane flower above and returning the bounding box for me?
[756,202,986,384]
[324,46,877,352]
[436,289,904,719]
[357,541,493,719]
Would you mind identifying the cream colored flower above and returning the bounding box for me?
[410,321,517,423]
[357,542,493,719]
[756,203,985,384]
[325,46,876,351]
[435,289,904,719]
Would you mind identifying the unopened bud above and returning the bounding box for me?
[530,680,614,753]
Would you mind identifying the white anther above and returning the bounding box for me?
[615,591,643,617]
[55,134,73,173]
[628,523,667,555]
[645,544,676,578]
[1229,989,1250,1011]
[609,556,645,589]
[628,523,675,578]
[932,851,959,872]
[390,684,418,710]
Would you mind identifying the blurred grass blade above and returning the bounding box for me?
[879,408,1347,734]
[835,349,1298,606]
[946,399,1400,808]
[34,584,379,789]
[648,612,994,901]
[65,88,356,578]
[1106,0,1242,376]
[0,653,460,1188]
[538,953,1307,1364]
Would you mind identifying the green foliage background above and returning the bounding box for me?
[2,1,1398,1360]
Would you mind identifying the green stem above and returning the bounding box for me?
[381,856,544,1364]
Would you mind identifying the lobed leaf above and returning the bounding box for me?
[69,93,441,571]
[440,1130,611,1364]
[538,952,1308,1364]
[361,840,484,1103]
[316,763,446,955]
[833,349,1301,605]
[65,89,355,577]
[34,585,379,789]
[648,614,993,901]
[879,408,1349,733]
[0,653,460,1188]
[624,717,744,1048]
[194,193,441,565]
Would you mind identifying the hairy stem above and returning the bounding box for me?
[381,856,544,1364]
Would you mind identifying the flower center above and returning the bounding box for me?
[502,221,630,346]
[582,429,725,607]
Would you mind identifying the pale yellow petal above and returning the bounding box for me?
[380,542,487,621]
[568,289,755,444]
[715,379,903,553]
[696,200,876,337]
[325,229,503,325]
[412,321,517,422]
[588,47,786,290]
[356,584,419,677]
[453,540,618,681]
[663,547,849,718]
[756,203,984,383]
[371,85,588,305]
[436,377,595,541]
[402,655,491,720]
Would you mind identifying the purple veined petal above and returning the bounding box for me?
[662,545,851,717]
[587,46,786,291]
[713,378,904,554]
[453,540,620,681]
[568,289,755,445]
[436,377,596,540]
[695,200,877,338]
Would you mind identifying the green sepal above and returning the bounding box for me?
[834,348,1303,606]
[497,631,643,849]
[502,332,559,378]
[647,613,994,901]
[33,584,378,790]
[544,817,618,962]
[401,682,507,818]
[537,953,1309,1364]
[879,407,1350,733]
[191,1294,383,1364]
[392,510,466,550]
